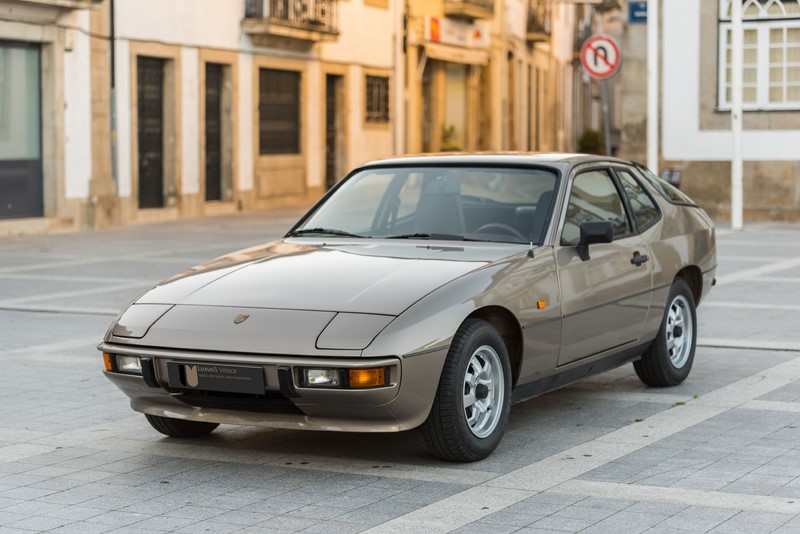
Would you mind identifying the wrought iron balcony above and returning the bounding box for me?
[244,0,339,42]
[527,0,551,43]
[443,0,494,20]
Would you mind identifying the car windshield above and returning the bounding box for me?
[292,166,558,244]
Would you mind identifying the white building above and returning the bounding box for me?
[622,0,800,220]
[0,0,103,233]
[0,0,401,234]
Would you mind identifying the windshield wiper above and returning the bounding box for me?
[288,228,367,238]
[387,233,518,244]
[385,233,433,240]
[384,233,487,241]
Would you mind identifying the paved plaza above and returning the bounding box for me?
[2,212,800,533]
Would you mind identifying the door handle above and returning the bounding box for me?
[631,251,649,266]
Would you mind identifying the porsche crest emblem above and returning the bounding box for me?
[233,314,250,325]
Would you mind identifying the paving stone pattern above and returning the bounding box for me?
[2,214,800,533]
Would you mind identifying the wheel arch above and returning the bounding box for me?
[467,305,523,388]
[676,265,703,305]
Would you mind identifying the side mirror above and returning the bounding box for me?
[576,221,614,261]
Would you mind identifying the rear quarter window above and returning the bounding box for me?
[636,166,696,205]
[616,169,660,231]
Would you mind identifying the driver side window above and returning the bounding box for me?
[561,170,631,246]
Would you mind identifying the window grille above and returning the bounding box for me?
[365,75,390,123]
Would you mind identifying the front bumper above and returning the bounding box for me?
[100,342,446,432]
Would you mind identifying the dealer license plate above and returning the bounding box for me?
[167,361,265,395]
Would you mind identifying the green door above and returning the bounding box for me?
[0,42,42,219]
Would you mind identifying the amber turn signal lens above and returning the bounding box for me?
[348,368,386,388]
[537,300,547,309]
[103,352,113,371]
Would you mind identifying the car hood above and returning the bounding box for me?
[136,239,522,315]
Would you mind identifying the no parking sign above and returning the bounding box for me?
[580,34,621,80]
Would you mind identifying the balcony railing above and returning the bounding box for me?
[527,0,551,43]
[443,0,494,20]
[244,0,339,38]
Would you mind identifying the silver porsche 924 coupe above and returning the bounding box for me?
[101,154,716,462]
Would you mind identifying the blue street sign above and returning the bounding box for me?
[629,1,647,24]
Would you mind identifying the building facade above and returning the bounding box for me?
[1,0,586,236]
[0,0,400,234]
[0,0,104,234]
[403,0,578,155]
[620,0,800,220]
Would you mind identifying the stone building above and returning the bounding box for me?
[620,0,800,220]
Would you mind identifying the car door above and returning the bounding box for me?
[555,168,653,366]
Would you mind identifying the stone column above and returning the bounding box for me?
[87,0,120,228]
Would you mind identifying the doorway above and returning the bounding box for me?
[137,56,165,209]
[0,42,42,219]
[205,62,223,202]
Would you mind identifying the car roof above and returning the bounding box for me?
[357,152,639,170]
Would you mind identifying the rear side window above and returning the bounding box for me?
[637,166,696,205]
[617,170,660,231]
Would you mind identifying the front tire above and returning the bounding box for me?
[421,319,512,462]
[145,414,219,438]
[634,277,697,387]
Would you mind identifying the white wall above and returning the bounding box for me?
[663,0,800,161]
[505,0,527,41]
[238,53,254,192]
[321,1,395,67]
[181,47,200,195]
[552,4,575,64]
[115,0,245,50]
[345,64,394,168]
[115,39,132,198]
[63,10,93,199]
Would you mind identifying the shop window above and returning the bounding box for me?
[718,0,800,110]
[259,68,301,154]
[365,75,390,123]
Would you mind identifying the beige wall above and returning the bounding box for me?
[404,0,577,155]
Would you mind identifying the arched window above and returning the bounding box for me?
[718,0,800,110]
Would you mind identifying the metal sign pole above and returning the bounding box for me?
[731,0,744,230]
[601,79,612,156]
[647,0,659,174]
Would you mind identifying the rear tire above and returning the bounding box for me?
[421,319,511,462]
[634,277,697,387]
[145,414,219,438]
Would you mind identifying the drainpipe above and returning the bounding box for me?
[110,0,118,194]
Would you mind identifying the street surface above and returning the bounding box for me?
[2,211,800,533]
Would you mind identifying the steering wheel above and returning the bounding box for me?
[474,223,527,242]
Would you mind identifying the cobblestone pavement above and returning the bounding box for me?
[2,213,800,533]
